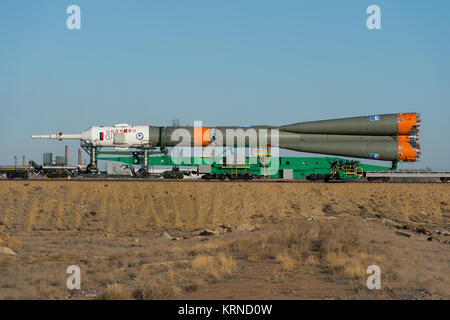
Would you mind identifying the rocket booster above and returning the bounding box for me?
[31,113,421,162]
[279,113,420,135]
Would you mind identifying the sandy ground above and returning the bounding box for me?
[0,181,449,299]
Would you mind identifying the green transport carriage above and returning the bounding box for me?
[97,151,396,182]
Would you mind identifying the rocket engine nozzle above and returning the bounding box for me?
[398,113,421,135]
[397,135,420,162]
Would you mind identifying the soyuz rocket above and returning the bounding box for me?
[32,113,421,162]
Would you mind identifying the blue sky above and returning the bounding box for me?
[1,0,449,170]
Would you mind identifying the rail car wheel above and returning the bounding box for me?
[441,177,449,183]
[176,174,184,181]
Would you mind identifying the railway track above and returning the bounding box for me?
[0,177,447,183]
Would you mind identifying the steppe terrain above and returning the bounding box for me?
[0,181,449,299]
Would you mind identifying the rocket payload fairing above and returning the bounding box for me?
[32,113,421,162]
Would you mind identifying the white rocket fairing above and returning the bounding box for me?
[32,124,151,148]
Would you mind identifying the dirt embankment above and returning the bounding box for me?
[0,181,449,233]
[0,181,449,300]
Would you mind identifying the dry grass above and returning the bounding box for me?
[275,251,295,271]
[305,255,320,266]
[0,180,448,300]
[0,214,448,299]
[199,217,450,297]
[132,278,177,300]
[191,253,236,281]
[1,181,448,234]
[98,283,132,300]
[0,233,23,247]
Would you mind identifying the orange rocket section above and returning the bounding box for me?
[396,113,421,161]
[194,127,210,146]
[397,113,421,135]
[397,135,420,162]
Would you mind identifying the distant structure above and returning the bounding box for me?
[43,152,52,166]
[65,145,69,166]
